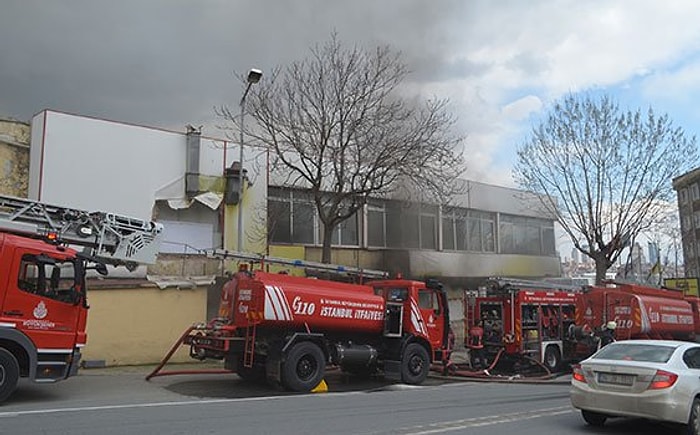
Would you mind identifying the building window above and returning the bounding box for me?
[329,211,359,246]
[385,201,420,249]
[268,187,316,245]
[268,199,291,243]
[499,214,556,256]
[442,215,455,250]
[367,202,386,247]
[442,208,496,253]
[420,205,438,249]
[683,215,692,230]
[680,188,689,204]
[692,184,700,201]
[442,207,467,251]
[292,201,315,244]
[268,187,362,247]
[694,211,700,229]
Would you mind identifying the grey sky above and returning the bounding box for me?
[4,0,700,190]
[0,0,465,129]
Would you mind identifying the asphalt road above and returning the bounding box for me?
[0,365,686,435]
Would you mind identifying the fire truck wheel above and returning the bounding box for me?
[543,345,561,372]
[401,343,430,385]
[0,348,20,403]
[282,341,325,392]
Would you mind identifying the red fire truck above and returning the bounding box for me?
[577,281,700,341]
[153,250,453,392]
[464,278,582,371]
[0,195,162,402]
[465,278,700,373]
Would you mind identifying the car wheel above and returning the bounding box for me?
[581,410,607,427]
[688,397,700,435]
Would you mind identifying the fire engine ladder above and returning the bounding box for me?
[242,283,264,368]
[202,249,390,279]
[0,194,164,268]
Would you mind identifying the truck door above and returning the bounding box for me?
[417,288,445,349]
[2,251,82,351]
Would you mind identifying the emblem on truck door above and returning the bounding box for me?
[33,301,48,319]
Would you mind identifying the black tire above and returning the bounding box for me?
[581,410,607,427]
[401,343,430,385]
[543,345,561,372]
[281,341,325,392]
[0,348,20,403]
[688,397,700,435]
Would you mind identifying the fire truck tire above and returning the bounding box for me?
[543,345,561,372]
[0,348,20,403]
[282,341,325,392]
[401,343,430,385]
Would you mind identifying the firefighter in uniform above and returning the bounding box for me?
[600,321,617,347]
[467,320,486,370]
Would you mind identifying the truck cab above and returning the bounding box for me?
[371,278,450,360]
[0,234,88,402]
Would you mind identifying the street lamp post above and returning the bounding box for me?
[237,68,263,252]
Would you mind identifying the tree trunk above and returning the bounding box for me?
[594,254,609,285]
[321,223,334,264]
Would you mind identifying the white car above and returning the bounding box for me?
[570,340,700,434]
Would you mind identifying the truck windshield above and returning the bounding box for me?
[373,287,408,302]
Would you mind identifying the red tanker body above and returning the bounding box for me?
[183,256,452,392]
[577,283,696,341]
[228,272,386,334]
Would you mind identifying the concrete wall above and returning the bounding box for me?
[0,118,30,197]
[83,285,208,366]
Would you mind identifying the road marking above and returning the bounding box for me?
[0,392,362,418]
[389,406,574,434]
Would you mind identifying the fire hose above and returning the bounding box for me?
[432,347,559,381]
[145,324,233,380]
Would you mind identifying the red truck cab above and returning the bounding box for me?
[0,233,88,402]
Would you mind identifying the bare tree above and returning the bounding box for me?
[514,94,698,284]
[219,33,465,263]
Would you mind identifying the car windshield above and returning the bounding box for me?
[592,343,676,363]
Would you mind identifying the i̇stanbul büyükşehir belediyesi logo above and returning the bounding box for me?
[33,301,48,319]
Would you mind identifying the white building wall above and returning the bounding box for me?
[28,110,267,224]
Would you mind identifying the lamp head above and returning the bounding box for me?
[247,68,263,84]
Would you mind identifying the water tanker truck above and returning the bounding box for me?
[176,251,452,392]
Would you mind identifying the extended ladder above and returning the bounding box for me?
[0,194,163,268]
[202,249,389,280]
